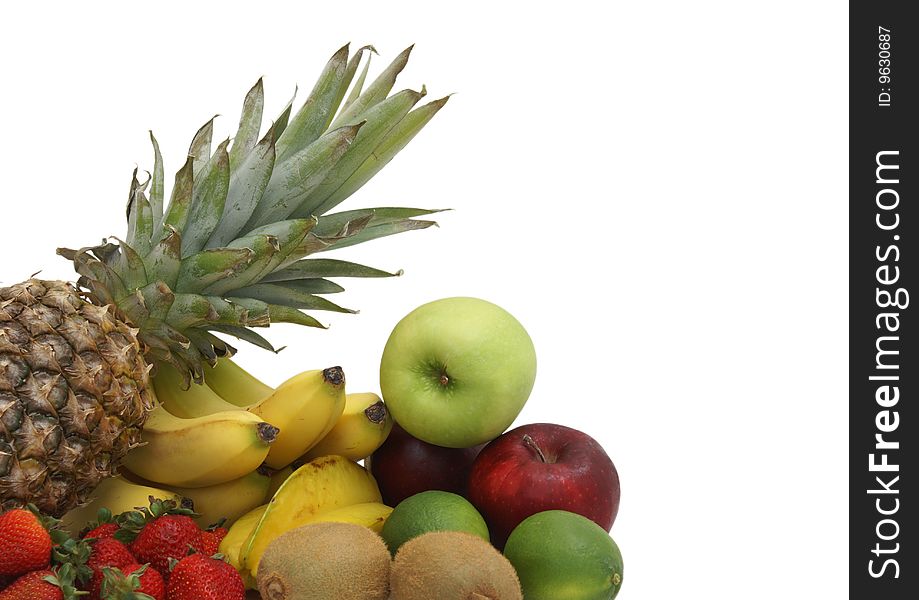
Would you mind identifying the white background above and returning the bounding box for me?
[0,2,848,597]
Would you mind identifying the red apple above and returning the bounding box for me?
[468,423,620,548]
[367,422,485,506]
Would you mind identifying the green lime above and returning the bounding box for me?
[380,490,490,554]
[504,510,624,600]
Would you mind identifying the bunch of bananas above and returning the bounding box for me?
[62,359,394,532]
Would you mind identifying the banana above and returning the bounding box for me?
[220,503,268,590]
[301,501,393,534]
[159,468,272,528]
[205,357,275,407]
[153,362,241,418]
[301,392,394,462]
[248,367,346,469]
[265,465,294,501]
[61,475,181,534]
[122,404,279,488]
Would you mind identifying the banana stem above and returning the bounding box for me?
[257,422,281,444]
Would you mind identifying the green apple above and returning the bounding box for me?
[379,297,537,448]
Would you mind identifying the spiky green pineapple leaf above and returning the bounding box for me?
[176,247,254,293]
[340,45,376,114]
[149,132,165,229]
[182,139,231,256]
[117,289,150,327]
[60,247,128,300]
[167,294,219,329]
[268,304,327,328]
[161,156,195,238]
[223,297,270,326]
[322,96,450,210]
[230,282,356,313]
[295,87,426,218]
[270,90,297,141]
[206,296,251,327]
[311,207,445,237]
[207,132,277,249]
[276,44,350,164]
[278,278,344,294]
[189,116,216,176]
[183,328,236,365]
[210,325,280,353]
[244,218,316,279]
[331,45,413,128]
[229,78,265,172]
[247,123,363,230]
[139,281,176,321]
[273,213,375,270]
[263,258,401,282]
[111,239,148,292]
[203,234,279,295]
[144,225,182,289]
[318,219,438,252]
[127,191,155,257]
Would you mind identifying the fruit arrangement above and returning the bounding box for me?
[0,44,625,599]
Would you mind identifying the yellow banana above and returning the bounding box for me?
[61,475,181,533]
[122,404,279,488]
[161,468,272,528]
[301,392,394,462]
[220,503,268,590]
[205,357,275,407]
[301,501,393,533]
[241,455,382,576]
[265,465,294,501]
[153,362,241,418]
[248,367,346,469]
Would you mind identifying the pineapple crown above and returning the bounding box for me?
[58,44,448,386]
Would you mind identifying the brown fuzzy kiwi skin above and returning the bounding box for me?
[256,521,391,600]
[390,531,523,600]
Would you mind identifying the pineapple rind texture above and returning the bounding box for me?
[0,280,152,516]
[58,44,449,387]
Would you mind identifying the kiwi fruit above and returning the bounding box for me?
[390,531,523,600]
[256,521,390,600]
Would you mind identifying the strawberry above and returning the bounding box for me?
[0,508,52,577]
[80,508,120,541]
[199,527,228,555]
[82,523,119,541]
[84,538,136,599]
[0,564,83,600]
[166,554,244,600]
[100,564,165,600]
[116,499,202,575]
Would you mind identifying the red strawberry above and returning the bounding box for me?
[100,563,165,600]
[0,508,52,577]
[0,564,80,600]
[79,508,119,541]
[85,538,135,599]
[115,499,202,575]
[129,515,202,575]
[166,554,244,600]
[199,527,227,555]
[82,523,119,541]
[0,570,62,600]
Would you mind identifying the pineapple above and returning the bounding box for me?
[0,44,447,516]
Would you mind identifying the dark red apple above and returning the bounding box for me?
[367,422,485,506]
[468,423,620,548]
